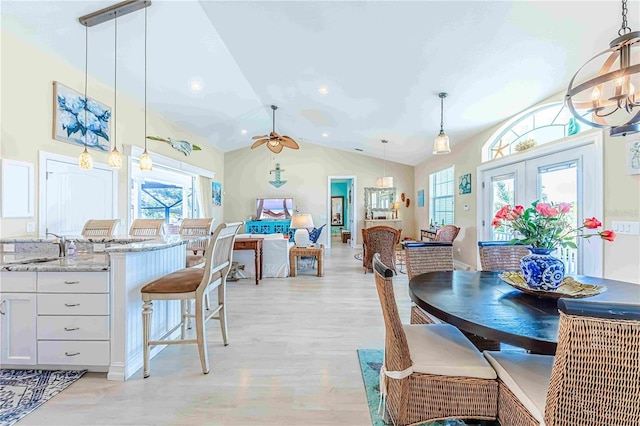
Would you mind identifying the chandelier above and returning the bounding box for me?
[566,0,640,137]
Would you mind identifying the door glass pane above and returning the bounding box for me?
[490,173,515,241]
[538,161,578,274]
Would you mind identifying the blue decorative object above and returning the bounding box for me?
[0,369,86,426]
[211,181,222,206]
[417,189,425,207]
[245,220,292,238]
[458,173,471,195]
[567,117,581,136]
[309,224,326,243]
[520,248,565,290]
[269,163,287,188]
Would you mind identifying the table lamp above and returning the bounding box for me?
[393,201,400,219]
[291,214,314,247]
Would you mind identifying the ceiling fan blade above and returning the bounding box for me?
[268,142,284,154]
[252,135,268,140]
[279,136,300,149]
[251,139,269,149]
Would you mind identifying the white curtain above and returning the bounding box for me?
[196,175,213,219]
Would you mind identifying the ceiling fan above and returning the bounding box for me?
[250,105,300,154]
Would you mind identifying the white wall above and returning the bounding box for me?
[0,30,225,237]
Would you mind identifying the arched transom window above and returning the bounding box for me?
[483,102,594,162]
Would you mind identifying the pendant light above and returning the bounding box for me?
[376,139,394,188]
[566,0,639,137]
[139,5,153,171]
[78,24,94,170]
[433,92,451,155]
[108,11,122,169]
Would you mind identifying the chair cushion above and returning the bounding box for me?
[484,351,554,424]
[186,254,205,268]
[141,268,218,294]
[402,323,497,380]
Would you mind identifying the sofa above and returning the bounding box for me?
[233,233,294,278]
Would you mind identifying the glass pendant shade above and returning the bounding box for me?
[376,176,394,188]
[79,147,93,170]
[139,149,153,171]
[433,131,451,154]
[108,148,122,168]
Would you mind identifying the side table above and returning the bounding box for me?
[233,237,264,285]
[289,244,324,277]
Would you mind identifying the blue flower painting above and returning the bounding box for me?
[53,81,110,151]
[212,182,222,207]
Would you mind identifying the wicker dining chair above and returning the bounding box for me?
[484,298,640,426]
[435,225,460,242]
[81,219,120,237]
[404,242,453,325]
[372,254,498,425]
[478,241,531,271]
[180,218,214,268]
[129,219,165,236]
[140,221,243,378]
[362,226,401,274]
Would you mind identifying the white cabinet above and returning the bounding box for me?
[0,292,37,365]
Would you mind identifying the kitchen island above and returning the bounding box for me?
[0,235,206,380]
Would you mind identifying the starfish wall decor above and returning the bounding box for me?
[491,139,509,159]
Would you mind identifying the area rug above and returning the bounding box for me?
[0,369,86,426]
[357,349,497,426]
[354,252,406,274]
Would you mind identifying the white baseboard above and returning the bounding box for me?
[454,259,474,271]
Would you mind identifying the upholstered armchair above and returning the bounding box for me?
[362,226,401,274]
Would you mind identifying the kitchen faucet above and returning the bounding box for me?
[46,232,67,257]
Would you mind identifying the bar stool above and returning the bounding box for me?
[140,221,243,377]
[81,219,120,237]
[129,219,164,236]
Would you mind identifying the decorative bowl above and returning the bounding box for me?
[499,271,607,299]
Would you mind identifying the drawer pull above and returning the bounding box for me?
[64,303,80,307]
[64,280,80,284]
[65,352,80,357]
[64,327,80,331]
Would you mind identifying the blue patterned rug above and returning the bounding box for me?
[0,369,86,426]
[357,349,498,426]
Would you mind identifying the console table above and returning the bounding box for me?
[289,244,324,277]
[421,228,437,241]
[245,220,293,239]
[233,238,263,285]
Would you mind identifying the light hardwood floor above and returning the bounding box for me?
[22,238,415,425]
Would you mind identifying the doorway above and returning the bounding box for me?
[327,176,357,249]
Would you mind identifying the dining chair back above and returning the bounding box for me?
[362,226,401,274]
[372,254,498,425]
[435,225,460,242]
[180,218,214,267]
[485,298,640,426]
[129,219,165,236]
[81,219,120,237]
[140,221,243,378]
[478,241,531,271]
[404,241,453,325]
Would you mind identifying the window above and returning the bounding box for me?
[429,166,454,225]
[483,102,594,162]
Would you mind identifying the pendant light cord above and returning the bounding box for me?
[113,12,117,151]
[440,96,444,133]
[84,24,88,150]
[144,5,147,152]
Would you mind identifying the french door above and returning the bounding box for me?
[479,132,603,276]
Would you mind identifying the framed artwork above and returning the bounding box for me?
[626,139,640,175]
[331,196,344,226]
[417,189,425,207]
[53,81,110,152]
[212,181,222,206]
[459,173,472,195]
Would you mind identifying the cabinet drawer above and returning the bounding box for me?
[0,272,36,292]
[37,293,109,315]
[37,315,109,340]
[37,340,109,366]
[37,272,109,293]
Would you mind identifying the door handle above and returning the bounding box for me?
[64,303,80,307]
[64,327,79,331]
[65,352,80,357]
[64,281,80,285]
[0,300,5,315]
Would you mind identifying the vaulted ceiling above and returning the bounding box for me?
[2,1,636,165]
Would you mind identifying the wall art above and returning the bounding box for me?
[417,189,425,207]
[627,139,640,175]
[212,181,222,206]
[459,173,472,195]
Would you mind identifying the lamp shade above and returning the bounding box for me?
[291,214,314,229]
[376,176,394,188]
[433,132,451,154]
[393,202,400,210]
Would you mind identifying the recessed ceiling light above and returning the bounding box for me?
[241,129,247,134]
[189,78,203,92]
[322,132,329,137]
[318,86,329,95]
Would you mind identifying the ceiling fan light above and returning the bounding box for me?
[433,132,451,155]
[268,139,280,147]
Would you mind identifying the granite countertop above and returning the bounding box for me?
[0,236,150,244]
[1,253,110,272]
[104,235,209,253]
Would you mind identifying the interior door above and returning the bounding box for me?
[43,156,116,236]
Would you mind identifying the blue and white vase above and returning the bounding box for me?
[520,248,565,290]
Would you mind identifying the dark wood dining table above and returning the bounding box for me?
[409,271,640,354]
